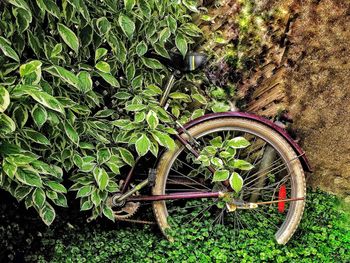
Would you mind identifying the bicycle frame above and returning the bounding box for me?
[113,71,311,205]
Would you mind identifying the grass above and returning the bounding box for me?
[0,189,349,262]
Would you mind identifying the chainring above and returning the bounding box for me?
[108,182,141,220]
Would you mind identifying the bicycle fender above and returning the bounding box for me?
[179,111,313,173]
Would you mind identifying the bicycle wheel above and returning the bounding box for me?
[152,118,306,244]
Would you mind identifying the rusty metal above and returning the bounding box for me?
[255,197,305,205]
[113,201,140,220]
[121,157,140,193]
[116,218,156,225]
[128,191,221,202]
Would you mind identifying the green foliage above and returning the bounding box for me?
[0,0,202,224]
[195,136,252,193]
[1,189,348,262]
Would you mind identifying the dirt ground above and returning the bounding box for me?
[285,0,350,200]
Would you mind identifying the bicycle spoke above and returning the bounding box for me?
[158,123,305,244]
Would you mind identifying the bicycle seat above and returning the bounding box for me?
[146,51,208,72]
[169,51,208,72]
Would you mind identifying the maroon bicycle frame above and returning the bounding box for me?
[119,111,312,203]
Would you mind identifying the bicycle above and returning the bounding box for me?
[107,51,312,245]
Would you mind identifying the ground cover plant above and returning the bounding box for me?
[0,189,348,262]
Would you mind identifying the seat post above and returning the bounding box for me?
[159,72,177,107]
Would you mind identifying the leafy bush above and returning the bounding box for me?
[0,0,206,224]
[1,189,348,262]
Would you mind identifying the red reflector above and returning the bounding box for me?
[278,184,287,213]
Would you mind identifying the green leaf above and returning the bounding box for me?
[167,15,177,33]
[146,84,162,95]
[169,92,191,101]
[182,0,199,12]
[196,155,210,166]
[139,0,151,16]
[228,137,251,149]
[80,199,93,211]
[112,119,131,127]
[13,105,28,128]
[175,33,187,57]
[3,159,17,179]
[96,17,111,35]
[103,205,115,221]
[210,136,223,148]
[146,110,159,129]
[135,134,150,156]
[33,188,46,208]
[51,43,62,57]
[192,93,207,104]
[8,0,31,14]
[154,43,170,59]
[19,60,42,77]
[125,62,135,80]
[52,193,68,207]
[32,104,47,128]
[77,71,93,93]
[136,41,148,57]
[40,202,56,226]
[118,14,135,39]
[219,151,232,159]
[91,189,102,206]
[0,37,20,62]
[93,167,109,190]
[46,181,67,193]
[95,61,111,73]
[125,104,146,111]
[24,129,50,145]
[45,65,79,89]
[95,48,108,62]
[96,72,120,87]
[230,159,254,171]
[14,186,32,201]
[151,131,176,151]
[38,0,60,18]
[131,75,143,88]
[97,148,111,164]
[6,152,39,166]
[28,90,64,114]
[159,28,171,43]
[12,8,33,33]
[229,172,244,193]
[0,113,16,134]
[16,169,42,187]
[213,170,230,182]
[211,157,223,168]
[124,0,136,12]
[106,155,122,174]
[77,185,93,198]
[141,57,163,69]
[202,146,217,156]
[119,148,134,166]
[64,121,79,145]
[0,86,10,113]
[211,101,230,113]
[94,109,114,118]
[57,23,80,54]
